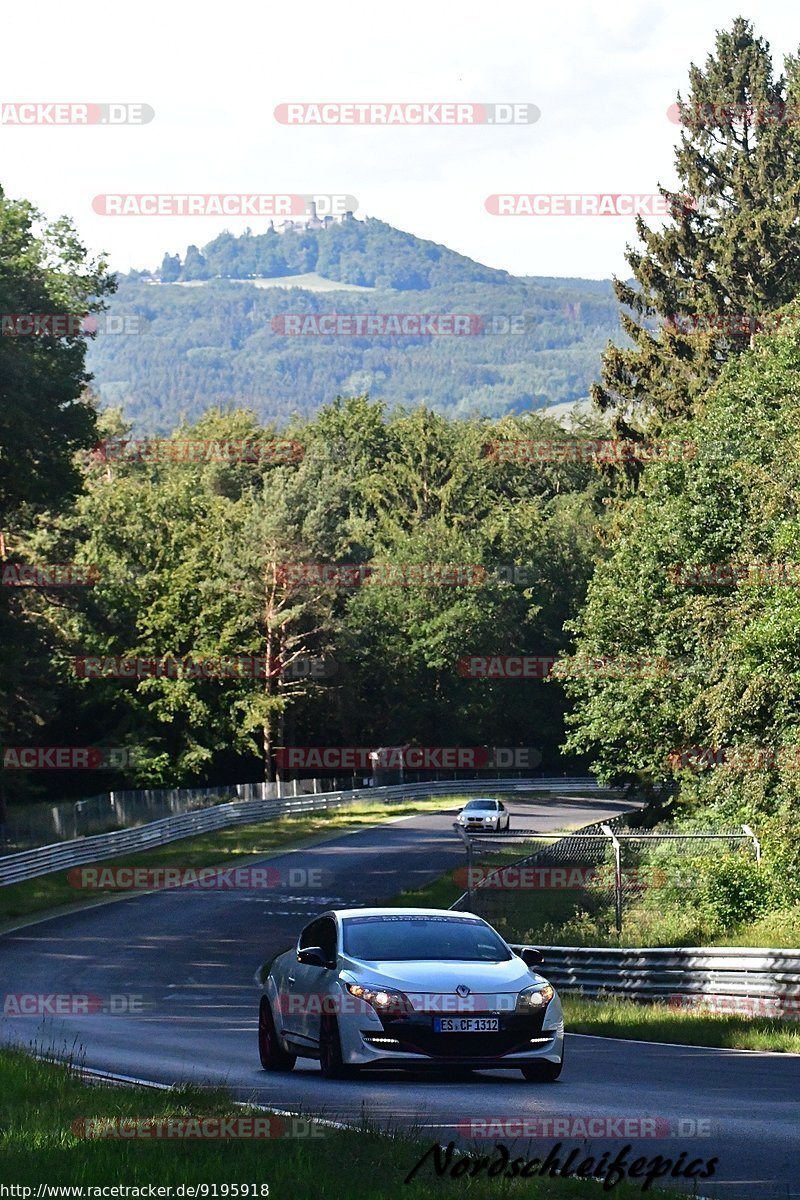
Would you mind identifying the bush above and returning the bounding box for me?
[699,855,774,929]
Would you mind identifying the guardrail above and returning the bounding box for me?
[0,776,608,888]
[535,945,800,1013]
[0,774,613,857]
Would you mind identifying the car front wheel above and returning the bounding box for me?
[259,996,296,1072]
[319,1014,358,1079]
[520,1055,563,1082]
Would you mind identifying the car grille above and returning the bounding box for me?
[375,1011,548,1059]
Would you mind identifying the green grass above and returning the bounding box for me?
[709,903,800,948]
[485,889,800,952]
[387,867,465,910]
[563,995,800,1052]
[388,838,595,943]
[0,796,461,928]
[0,1049,676,1197]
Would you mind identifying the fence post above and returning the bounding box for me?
[455,824,473,908]
[601,823,623,933]
[742,824,761,867]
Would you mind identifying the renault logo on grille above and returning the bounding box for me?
[456,984,471,997]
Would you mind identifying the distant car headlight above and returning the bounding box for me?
[516,983,555,1012]
[346,983,412,1016]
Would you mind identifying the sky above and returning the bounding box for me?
[1,1,797,281]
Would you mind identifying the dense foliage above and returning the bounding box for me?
[5,17,800,943]
[4,398,607,799]
[563,305,800,923]
[151,218,509,290]
[0,187,113,821]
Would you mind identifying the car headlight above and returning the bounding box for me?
[516,983,555,1012]
[346,983,412,1016]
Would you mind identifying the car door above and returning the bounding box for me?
[279,916,327,1044]
[292,915,339,1050]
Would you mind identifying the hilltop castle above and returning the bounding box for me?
[268,202,355,235]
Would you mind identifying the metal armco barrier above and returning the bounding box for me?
[535,944,800,1012]
[0,777,606,888]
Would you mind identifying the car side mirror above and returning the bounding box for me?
[297,945,335,968]
[510,944,544,967]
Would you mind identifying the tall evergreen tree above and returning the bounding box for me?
[594,19,800,444]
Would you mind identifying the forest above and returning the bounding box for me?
[4,16,800,938]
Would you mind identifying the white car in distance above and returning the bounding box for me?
[455,798,511,832]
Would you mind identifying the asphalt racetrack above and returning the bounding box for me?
[2,793,798,1198]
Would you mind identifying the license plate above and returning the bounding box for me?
[434,1017,500,1033]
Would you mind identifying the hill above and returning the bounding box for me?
[87,217,621,433]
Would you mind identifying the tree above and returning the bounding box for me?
[182,245,209,281]
[593,19,800,445]
[0,186,114,524]
[0,186,114,817]
[565,302,800,796]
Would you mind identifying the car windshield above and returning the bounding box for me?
[465,801,496,810]
[342,915,512,962]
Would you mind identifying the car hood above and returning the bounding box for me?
[340,956,547,993]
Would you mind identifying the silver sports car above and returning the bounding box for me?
[258,907,564,1080]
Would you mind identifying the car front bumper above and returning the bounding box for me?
[339,1003,564,1068]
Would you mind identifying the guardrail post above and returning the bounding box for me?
[601,822,623,933]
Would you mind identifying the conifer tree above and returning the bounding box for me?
[594,18,800,441]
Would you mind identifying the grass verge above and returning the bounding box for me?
[0,796,461,928]
[0,1048,676,1197]
[563,995,800,1052]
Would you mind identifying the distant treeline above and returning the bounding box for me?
[89,222,620,432]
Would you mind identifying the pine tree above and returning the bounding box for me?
[594,18,800,443]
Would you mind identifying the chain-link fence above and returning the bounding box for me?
[452,819,760,941]
[0,775,366,855]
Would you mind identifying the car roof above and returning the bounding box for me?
[465,797,499,803]
[330,906,486,921]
